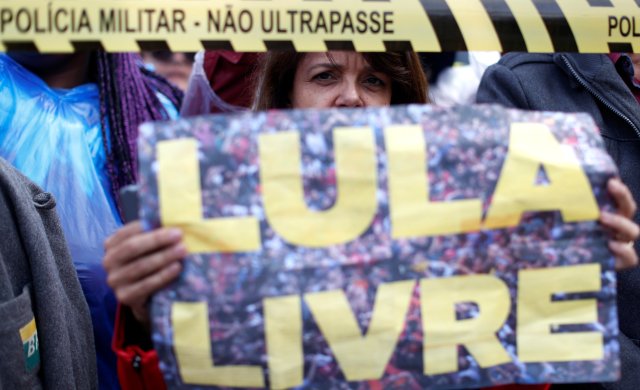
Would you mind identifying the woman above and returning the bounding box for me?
[0,52,182,389]
[104,51,638,389]
[252,51,427,109]
[107,50,428,326]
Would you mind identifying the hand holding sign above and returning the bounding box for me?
[600,178,639,269]
[104,221,186,327]
[106,104,637,388]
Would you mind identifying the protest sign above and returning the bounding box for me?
[139,104,619,389]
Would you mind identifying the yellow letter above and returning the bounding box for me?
[303,281,414,381]
[172,301,264,387]
[421,275,511,375]
[385,125,482,237]
[157,139,261,253]
[264,295,303,389]
[484,123,599,229]
[260,128,377,247]
[518,264,603,362]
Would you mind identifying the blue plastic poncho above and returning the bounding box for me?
[0,54,176,390]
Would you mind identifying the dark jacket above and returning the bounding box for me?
[477,52,640,390]
[0,158,97,389]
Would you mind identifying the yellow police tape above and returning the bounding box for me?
[0,0,638,53]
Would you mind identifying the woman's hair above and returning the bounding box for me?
[252,52,428,110]
[94,52,183,207]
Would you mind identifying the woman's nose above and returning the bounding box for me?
[335,82,364,108]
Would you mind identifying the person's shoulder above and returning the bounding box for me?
[0,158,23,185]
[477,53,562,107]
[481,53,564,85]
[0,158,47,200]
[489,53,612,82]
[494,53,556,70]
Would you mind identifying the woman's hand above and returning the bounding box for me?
[103,221,187,326]
[600,178,640,270]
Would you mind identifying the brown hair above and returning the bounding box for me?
[252,52,428,110]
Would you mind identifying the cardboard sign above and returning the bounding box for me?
[139,104,619,389]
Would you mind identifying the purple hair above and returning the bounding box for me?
[95,52,183,215]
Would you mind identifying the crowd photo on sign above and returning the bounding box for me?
[1,2,640,390]
[139,102,621,389]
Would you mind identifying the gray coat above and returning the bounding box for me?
[0,158,97,389]
[478,52,640,389]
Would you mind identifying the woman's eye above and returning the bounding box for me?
[312,72,335,82]
[364,76,385,87]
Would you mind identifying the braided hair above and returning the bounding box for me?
[95,52,183,212]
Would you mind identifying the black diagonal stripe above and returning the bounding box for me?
[325,40,355,51]
[418,0,466,51]
[531,0,578,52]
[136,40,171,52]
[587,0,613,6]
[71,41,105,51]
[3,41,38,52]
[201,40,234,51]
[264,40,296,51]
[609,42,634,53]
[480,0,527,52]
[384,41,414,51]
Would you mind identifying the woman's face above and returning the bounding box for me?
[290,52,392,109]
